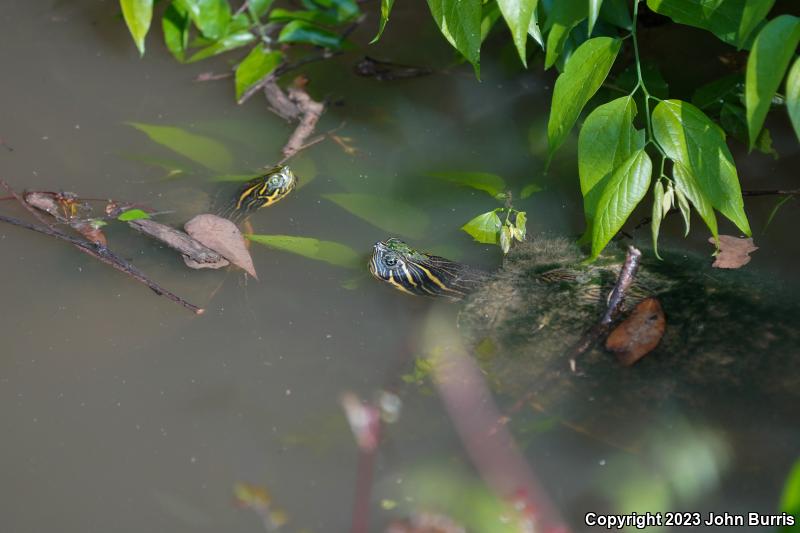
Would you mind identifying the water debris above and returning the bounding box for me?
[710,235,758,269]
[353,56,433,81]
[605,297,666,366]
[385,511,466,533]
[233,483,289,531]
[185,214,257,278]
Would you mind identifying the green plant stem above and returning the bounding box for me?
[631,0,666,160]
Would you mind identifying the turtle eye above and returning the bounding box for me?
[383,255,398,268]
[269,177,280,186]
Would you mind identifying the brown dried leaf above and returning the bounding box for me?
[185,214,257,279]
[606,297,666,366]
[710,235,758,269]
[72,221,107,247]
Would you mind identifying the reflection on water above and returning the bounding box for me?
[0,1,799,532]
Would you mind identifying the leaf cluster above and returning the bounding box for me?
[120,0,361,101]
[374,0,800,258]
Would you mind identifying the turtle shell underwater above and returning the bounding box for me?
[369,236,800,433]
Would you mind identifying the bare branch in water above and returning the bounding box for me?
[0,180,204,314]
[568,245,642,371]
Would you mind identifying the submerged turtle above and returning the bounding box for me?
[218,165,297,220]
[370,237,800,437]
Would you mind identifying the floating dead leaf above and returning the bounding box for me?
[72,220,107,247]
[710,235,758,269]
[606,297,666,366]
[185,214,257,278]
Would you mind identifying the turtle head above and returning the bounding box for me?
[369,238,475,299]
[234,165,297,212]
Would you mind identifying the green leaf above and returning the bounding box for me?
[514,211,527,240]
[779,459,800,529]
[269,8,340,26]
[787,57,800,141]
[746,15,800,149]
[428,171,506,197]
[127,122,233,172]
[590,149,652,259]
[235,46,282,101]
[691,73,743,111]
[248,0,274,19]
[764,194,793,233]
[646,0,775,48]
[588,0,603,36]
[672,161,718,240]
[462,211,502,244]
[481,2,502,43]
[278,20,344,49]
[247,234,361,268]
[120,0,153,56]
[118,208,152,221]
[176,0,231,40]
[426,0,482,76]
[599,0,631,30]
[520,183,543,198]
[528,5,543,48]
[323,193,430,239]
[547,36,621,159]
[496,0,537,67]
[651,99,750,235]
[162,2,190,62]
[187,31,256,62]
[499,225,512,253]
[674,185,691,237]
[578,95,641,234]
[371,0,395,43]
[543,0,587,69]
[652,180,664,259]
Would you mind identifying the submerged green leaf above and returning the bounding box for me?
[520,183,543,198]
[426,0,482,76]
[462,211,502,244]
[547,37,621,159]
[371,0,395,43]
[787,57,800,141]
[120,0,153,56]
[745,15,800,149]
[590,149,652,259]
[247,234,361,268]
[235,46,282,101]
[323,193,430,239]
[428,171,506,197]
[127,122,233,172]
[578,95,640,235]
[496,0,537,67]
[651,99,750,236]
[278,20,344,49]
[117,208,151,221]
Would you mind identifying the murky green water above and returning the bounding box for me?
[1,2,799,532]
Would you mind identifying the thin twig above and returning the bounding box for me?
[568,246,642,371]
[742,188,800,197]
[0,180,204,314]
